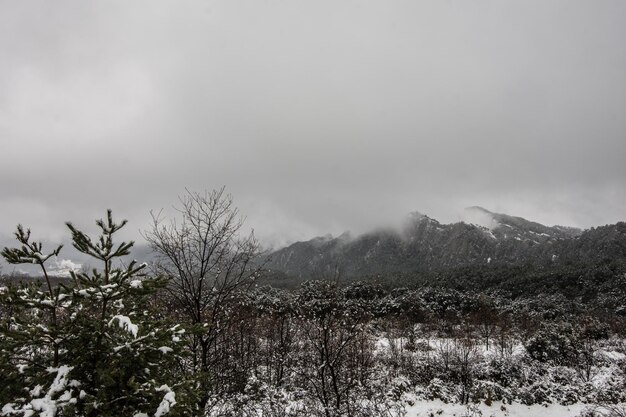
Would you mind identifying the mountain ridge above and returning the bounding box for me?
[265,207,626,280]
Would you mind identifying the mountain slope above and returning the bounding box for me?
[265,207,626,280]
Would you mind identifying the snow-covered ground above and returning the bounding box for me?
[404,399,592,417]
[374,333,626,417]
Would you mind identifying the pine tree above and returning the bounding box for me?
[1,211,188,417]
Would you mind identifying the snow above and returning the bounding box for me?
[101,284,118,291]
[154,385,176,417]
[599,349,626,361]
[375,337,390,353]
[22,366,75,417]
[29,397,58,417]
[158,346,173,354]
[58,391,72,402]
[109,315,139,338]
[130,279,143,289]
[46,366,73,396]
[404,399,590,417]
[1,405,18,415]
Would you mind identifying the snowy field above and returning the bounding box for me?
[404,400,591,417]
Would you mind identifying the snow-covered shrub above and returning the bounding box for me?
[470,380,513,405]
[525,322,580,366]
[474,357,524,389]
[516,379,555,406]
[418,377,457,403]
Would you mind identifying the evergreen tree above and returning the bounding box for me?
[1,211,188,417]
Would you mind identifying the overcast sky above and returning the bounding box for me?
[1,0,625,250]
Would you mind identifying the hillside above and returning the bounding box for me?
[266,207,626,281]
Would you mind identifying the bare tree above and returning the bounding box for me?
[470,294,499,351]
[143,187,261,409]
[453,336,479,405]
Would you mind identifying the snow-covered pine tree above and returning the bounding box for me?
[0,225,65,409]
[0,211,189,417]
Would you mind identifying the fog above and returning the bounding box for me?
[1,1,625,251]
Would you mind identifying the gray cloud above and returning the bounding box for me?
[1,0,625,250]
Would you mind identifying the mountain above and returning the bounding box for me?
[265,207,626,280]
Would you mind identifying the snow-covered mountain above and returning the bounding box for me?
[265,207,626,280]
[461,206,581,243]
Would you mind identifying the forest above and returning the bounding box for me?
[0,190,625,417]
